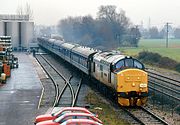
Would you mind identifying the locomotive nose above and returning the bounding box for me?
[117,69,148,92]
[116,69,148,106]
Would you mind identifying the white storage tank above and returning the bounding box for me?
[6,21,19,49]
[21,22,34,49]
[0,21,5,36]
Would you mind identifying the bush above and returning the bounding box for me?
[175,63,180,73]
[138,51,161,64]
[158,57,177,69]
[138,51,179,71]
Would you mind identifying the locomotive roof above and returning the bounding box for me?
[94,51,129,65]
[71,46,98,58]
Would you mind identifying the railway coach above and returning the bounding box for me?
[38,37,148,106]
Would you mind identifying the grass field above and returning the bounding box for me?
[119,39,180,62]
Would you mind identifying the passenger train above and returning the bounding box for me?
[38,37,148,106]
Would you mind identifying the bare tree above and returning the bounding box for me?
[97,5,117,22]
[57,5,139,49]
[16,5,24,15]
[24,2,33,20]
[16,3,33,20]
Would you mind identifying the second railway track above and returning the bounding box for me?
[146,69,180,102]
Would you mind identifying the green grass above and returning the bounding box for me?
[119,39,180,62]
[139,39,180,48]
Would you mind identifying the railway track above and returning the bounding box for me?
[36,54,82,107]
[146,69,180,102]
[123,106,169,125]
[90,84,170,125]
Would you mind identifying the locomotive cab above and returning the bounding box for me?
[112,57,148,106]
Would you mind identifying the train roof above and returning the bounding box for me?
[93,51,129,65]
[53,40,64,46]
[71,46,98,58]
[48,38,56,43]
[38,37,48,41]
[60,42,77,50]
[38,37,131,63]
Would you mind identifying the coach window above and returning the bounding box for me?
[68,51,70,57]
[74,54,76,61]
[72,53,75,61]
[93,62,95,72]
[80,57,84,66]
[66,50,68,56]
[100,65,103,71]
[79,57,82,64]
[76,54,79,62]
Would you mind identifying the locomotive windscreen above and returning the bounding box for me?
[113,58,144,72]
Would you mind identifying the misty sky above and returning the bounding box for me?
[0,0,180,28]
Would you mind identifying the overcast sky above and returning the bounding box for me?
[0,0,180,28]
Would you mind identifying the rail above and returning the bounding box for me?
[36,54,75,107]
[145,69,180,102]
[35,55,60,107]
[72,78,83,107]
[37,54,83,107]
[146,69,180,84]
[122,106,170,125]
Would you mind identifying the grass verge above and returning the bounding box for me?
[85,90,129,125]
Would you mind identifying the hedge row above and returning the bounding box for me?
[138,51,180,73]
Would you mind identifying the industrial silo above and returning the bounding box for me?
[6,21,19,50]
[0,21,4,36]
[21,21,34,50]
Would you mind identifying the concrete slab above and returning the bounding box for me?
[0,52,42,125]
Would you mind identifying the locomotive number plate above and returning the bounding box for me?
[140,83,147,88]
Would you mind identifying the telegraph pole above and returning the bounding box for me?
[166,22,171,48]
[116,34,120,48]
[135,25,139,47]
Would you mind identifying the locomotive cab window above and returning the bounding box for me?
[125,59,133,67]
[115,60,124,69]
[113,58,144,72]
[134,60,143,69]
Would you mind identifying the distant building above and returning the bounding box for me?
[0,14,34,50]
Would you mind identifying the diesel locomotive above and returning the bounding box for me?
[38,37,148,106]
